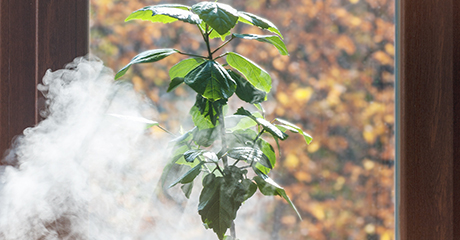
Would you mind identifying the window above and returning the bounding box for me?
[0,0,458,239]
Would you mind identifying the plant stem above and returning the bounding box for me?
[205,25,213,59]
[214,52,229,61]
[219,107,228,167]
[230,222,236,238]
[211,35,234,55]
[177,51,206,59]
[253,129,265,144]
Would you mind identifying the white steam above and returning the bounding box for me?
[0,56,270,240]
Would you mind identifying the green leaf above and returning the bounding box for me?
[192,2,239,35]
[181,182,194,199]
[184,60,236,101]
[276,118,313,144]
[227,147,272,169]
[238,11,283,39]
[254,103,265,117]
[241,179,257,201]
[126,4,200,25]
[193,127,219,147]
[167,77,184,92]
[198,173,247,240]
[226,129,258,149]
[225,115,259,132]
[227,70,267,104]
[115,48,178,80]
[233,33,288,55]
[235,107,288,140]
[253,172,302,220]
[255,139,276,174]
[226,52,272,93]
[169,58,206,80]
[183,149,205,163]
[191,94,226,128]
[209,29,231,41]
[169,162,204,188]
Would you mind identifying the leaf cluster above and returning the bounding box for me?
[114,2,312,239]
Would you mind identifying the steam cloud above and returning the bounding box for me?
[0,56,270,240]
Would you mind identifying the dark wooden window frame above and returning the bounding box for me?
[0,0,458,239]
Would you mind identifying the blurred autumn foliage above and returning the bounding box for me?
[90,0,394,239]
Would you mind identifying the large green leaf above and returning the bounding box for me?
[126,4,200,25]
[169,162,204,188]
[225,114,262,132]
[275,118,313,144]
[233,33,288,55]
[167,77,184,92]
[184,60,236,101]
[226,129,258,149]
[235,107,288,140]
[227,147,272,169]
[192,127,219,147]
[169,58,206,80]
[198,173,247,240]
[255,138,276,174]
[238,11,283,39]
[115,48,178,80]
[226,52,272,93]
[227,70,266,104]
[241,179,257,201]
[191,94,226,128]
[168,58,205,92]
[192,2,239,35]
[253,171,302,220]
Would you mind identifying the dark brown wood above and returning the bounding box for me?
[399,0,456,239]
[36,0,89,122]
[0,0,39,160]
[0,0,88,158]
[453,0,460,237]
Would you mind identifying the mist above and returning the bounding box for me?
[0,56,271,240]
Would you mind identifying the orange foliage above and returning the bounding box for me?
[90,0,394,239]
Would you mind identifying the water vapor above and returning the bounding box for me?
[0,56,270,240]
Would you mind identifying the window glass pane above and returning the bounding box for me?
[90,0,395,239]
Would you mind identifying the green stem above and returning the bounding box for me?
[214,52,229,61]
[156,125,176,136]
[211,35,235,55]
[253,129,265,144]
[230,222,236,238]
[219,107,228,167]
[205,25,213,59]
[177,51,206,59]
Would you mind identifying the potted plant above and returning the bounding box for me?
[115,2,312,239]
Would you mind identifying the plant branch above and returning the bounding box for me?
[177,51,206,59]
[156,125,176,136]
[253,129,265,144]
[211,35,235,55]
[214,52,229,61]
[205,25,213,59]
[218,107,228,167]
[230,222,236,238]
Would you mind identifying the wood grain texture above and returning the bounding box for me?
[0,0,89,159]
[399,0,456,239]
[0,0,38,161]
[453,0,460,237]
